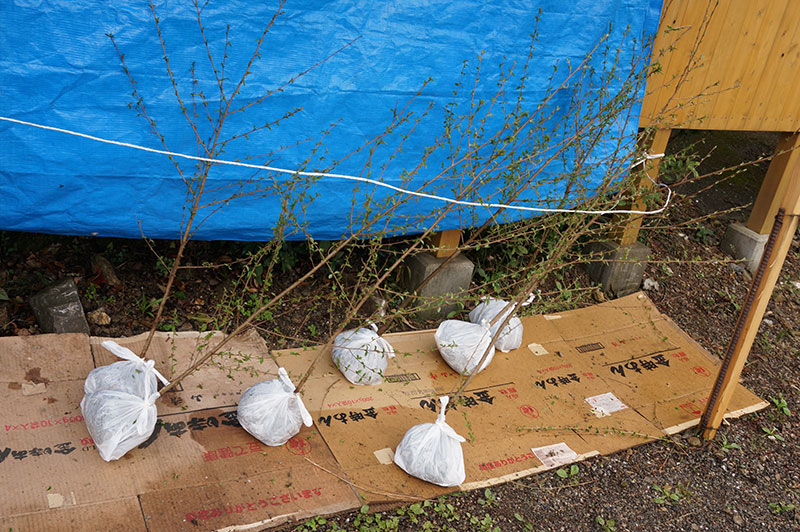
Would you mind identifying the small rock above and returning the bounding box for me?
[729,263,745,274]
[179,322,194,332]
[87,309,111,326]
[91,254,122,286]
[793,281,800,290]
[643,278,660,291]
[29,279,90,334]
[687,436,702,447]
[16,328,31,336]
[691,524,700,531]
[762,318,774,326]
[732,514,744,526]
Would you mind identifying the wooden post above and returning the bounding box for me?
[609,129,671,246]
[429,229,461,258]
[746,132,800,234]
[701,146,800,441]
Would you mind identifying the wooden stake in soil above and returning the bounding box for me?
[700,209,790,440]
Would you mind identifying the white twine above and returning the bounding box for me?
[0,116,672,216]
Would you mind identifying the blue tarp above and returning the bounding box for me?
[0,1,662,241]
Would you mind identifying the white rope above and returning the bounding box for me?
[0,116,672,216]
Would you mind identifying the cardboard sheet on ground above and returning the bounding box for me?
[0,293,767,530]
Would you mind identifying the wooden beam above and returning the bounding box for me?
[429,229,461,258]
[701,142,800,440]
[609,129,672,246]
[746,132,800,234]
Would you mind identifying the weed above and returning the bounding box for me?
[136,293,158,318]
[514,512,535,531]
[769,395,792,416]
[652,484,691,505]
[595,515,617,531]
[556,464,579,480]
[768,501,796,515]
[761,426,785,442]
[83,282,99,302]
[719,434,741,452]
[694,223,714,245]
[477,488,497,507]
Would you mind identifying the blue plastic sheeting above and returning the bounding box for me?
[1,1,662,241]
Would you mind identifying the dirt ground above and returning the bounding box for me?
[1,130,798,531]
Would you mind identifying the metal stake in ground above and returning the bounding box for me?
[699,208,784,440]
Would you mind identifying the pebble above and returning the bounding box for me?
[87,309,111,326]
[762,319,774,326]
[687,436,702,447]
[733,514,744,526]
[90,254,122,286]
[643,278,660,291]
[729,263,745,274]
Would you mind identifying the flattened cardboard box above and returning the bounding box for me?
[1,293,766,530]
[0,330,361,532]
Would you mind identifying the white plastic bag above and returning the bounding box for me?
[434,319,495,375]
[84,340,169,397]
[80,380,160,461]
[237,368,313,446]
[394,396,466,487]
[332,324,395,385]
[468,298,523,353]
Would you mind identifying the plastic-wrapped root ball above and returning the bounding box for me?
[468,298,523,353]
[393,396,466,487]
[237,368,313,446]
[434,319,495,375]
[332,324,395,385]
[80,382,160,461]
[84,340,169,397]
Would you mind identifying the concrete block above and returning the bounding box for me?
[404,252,474,320]
[29,279,90,334]
[720,222,768,275]
[586,241,651,298]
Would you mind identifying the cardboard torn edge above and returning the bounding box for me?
[459,451,600,490]
[373,448,395,465]
[45,491,76,509]
[527,343,549,356]
[22,382,47,395]
[662,401,770,435]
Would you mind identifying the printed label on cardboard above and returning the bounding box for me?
[585,392,628,417]
[531,443,578,468]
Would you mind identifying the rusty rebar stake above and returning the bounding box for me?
[699,208,785,433]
